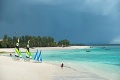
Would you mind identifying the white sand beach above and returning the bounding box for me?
[0,56,107,80]
[0,46,119,80]
[0,46,89,53]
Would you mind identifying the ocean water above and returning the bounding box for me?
[36,46,120,79]
[40,46,120,66]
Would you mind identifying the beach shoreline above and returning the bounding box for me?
[0,46,89,53]
[0,46,120,80]
[0,56,108,80]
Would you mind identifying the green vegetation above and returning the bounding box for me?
[70,43,86,46]
[58,39,70,47]
[0,34,70,48]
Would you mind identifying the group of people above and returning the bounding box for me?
[14,39,31,59]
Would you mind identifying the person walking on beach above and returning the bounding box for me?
[61,63,64,68]
[10,53,12,57]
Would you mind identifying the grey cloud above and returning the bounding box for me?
[0,0,120,44]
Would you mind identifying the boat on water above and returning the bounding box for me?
[86,50,90,52]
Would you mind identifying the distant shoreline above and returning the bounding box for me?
[0,46,89,53]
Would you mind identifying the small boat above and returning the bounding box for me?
[102,47,105,49]
[106,49,110,50]
[90,46,93,48]
[86,50,90,52]
[34,50,42,62]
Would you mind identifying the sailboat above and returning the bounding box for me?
[38,50,42,62]
[13,48,22,61]
[34,50,42,62]
[26,49,32,59]
[13,38,22,61]
[15,48,22,58]
[34,49,38,60]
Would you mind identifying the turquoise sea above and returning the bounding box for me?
[36,46,120,79]
[41,46,120,66]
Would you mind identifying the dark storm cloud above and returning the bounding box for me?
[0,0,120,44]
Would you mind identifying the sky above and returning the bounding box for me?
[0,0,120,44]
